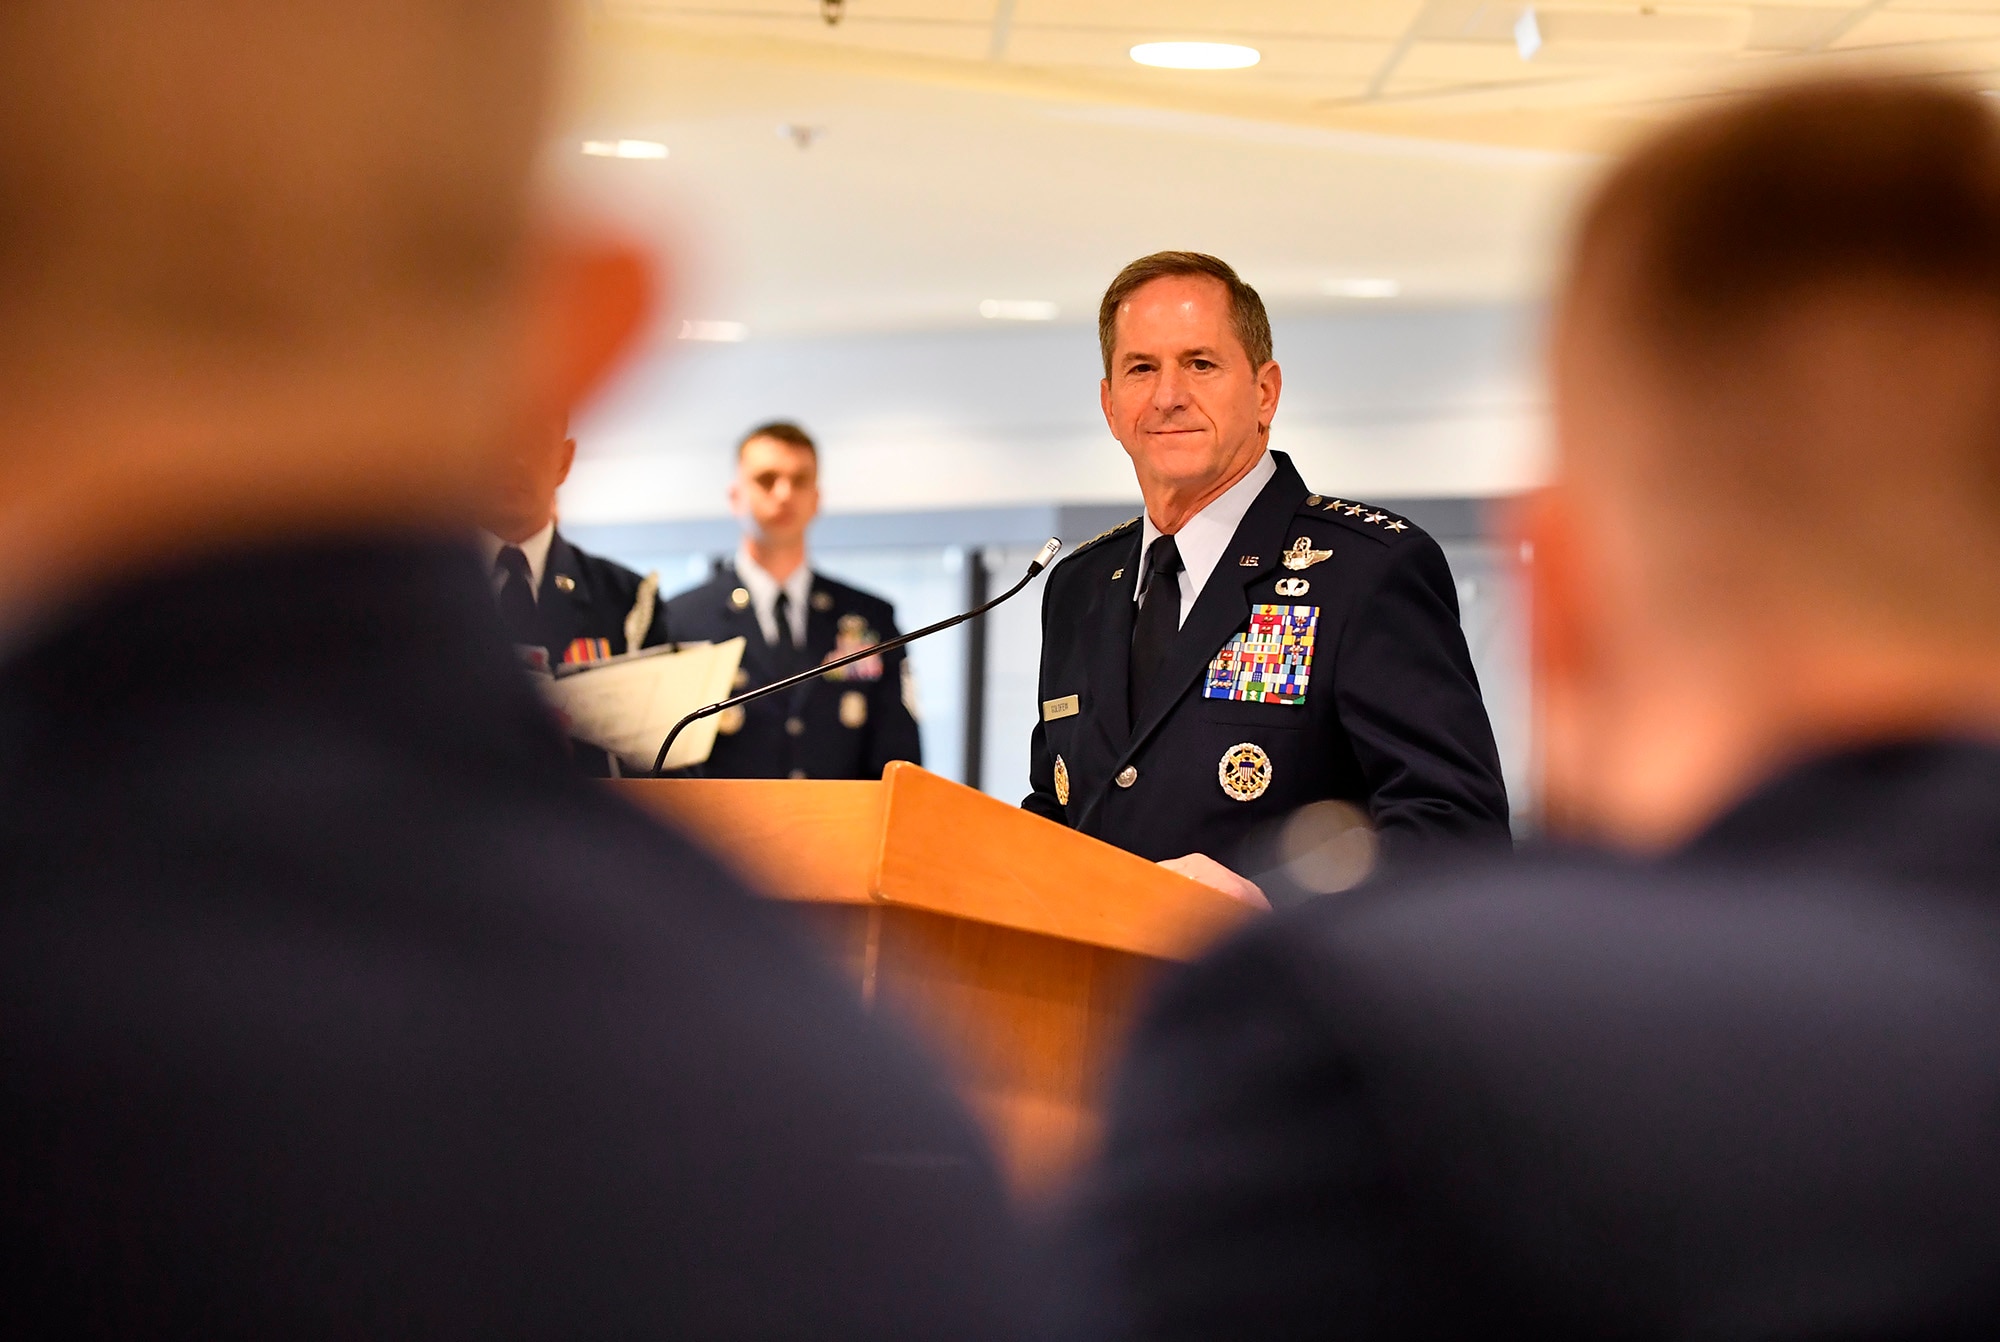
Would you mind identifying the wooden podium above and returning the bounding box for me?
[615,762,1250,1195]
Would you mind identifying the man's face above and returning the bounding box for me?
[732,437,820,546]
[481,413,575,543]
[1101,274,1281,500]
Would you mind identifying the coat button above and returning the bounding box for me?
[1115,765,1138,788]
[786,717,805,736]
[788,768,807,780]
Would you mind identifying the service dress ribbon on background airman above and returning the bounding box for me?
[561,637,613,667]
[823,614,884,681]
[1205,604,1318,705]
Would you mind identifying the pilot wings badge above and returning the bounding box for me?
[1282,536,1333,571]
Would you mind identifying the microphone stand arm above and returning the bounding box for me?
[650,539,1060,777]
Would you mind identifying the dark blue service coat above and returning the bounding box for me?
[1023,450,1510,866]
[664,561,922,780]
[0,537,1031,1339]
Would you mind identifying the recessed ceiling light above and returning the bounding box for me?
[679,320,749,342]
[1130,42,1260,71]
[1324,278,1401,299]
[582,139,669,160]
[979,299,1059,321]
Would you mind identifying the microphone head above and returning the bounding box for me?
[1029,538,1061,573]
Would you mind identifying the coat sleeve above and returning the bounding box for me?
[1057,925,1411,1342]
[863,608,923,776]
[1330,534,1511,857]
[1021,569,1065,823]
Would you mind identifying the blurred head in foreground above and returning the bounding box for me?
[0,5,1033,1337]
[1535,76,2000,846]
[0,0,649,605]
[1066,80,2000,1342]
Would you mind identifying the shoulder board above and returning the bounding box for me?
[1300,493,1420,545]
[1065,514,1141,562]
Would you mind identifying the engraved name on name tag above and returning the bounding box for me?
[1042,694,1081,721]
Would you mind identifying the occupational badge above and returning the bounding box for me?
[1205,604,1318,705]
[840,689,868,729]
[1218,742,1273,801]
[716,704,746,735]
[1053,754,1071,807]
[1282,536,1333,571]
[823,613,883,681]
[1274,577,1309,598]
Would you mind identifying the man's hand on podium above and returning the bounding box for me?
[1159,853,1270,910]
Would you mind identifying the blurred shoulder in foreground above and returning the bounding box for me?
[1068,740,2000,1340]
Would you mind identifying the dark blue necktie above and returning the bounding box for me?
[1129,534,1183,719]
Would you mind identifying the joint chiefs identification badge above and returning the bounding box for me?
[1053,754,1070,807]
[1219,742,1273,802]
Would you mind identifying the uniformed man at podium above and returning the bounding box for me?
[1024,253,1511,896]
[665,422,922,779]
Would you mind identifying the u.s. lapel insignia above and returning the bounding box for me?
[1053,754,1071,807]
[1238,554,1261,567]
[1110,568,1124,581]
[811,590,833,612]
[554,574,576,593]
[839,690,868,729]
[1274,576,1309,597]
[1282,536,1333,570]
[1218,742,1272,802]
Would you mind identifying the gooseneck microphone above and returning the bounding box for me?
[650,538,1062,777]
